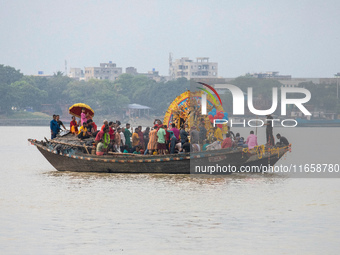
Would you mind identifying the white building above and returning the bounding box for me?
[68,68,84,81]
[169,57,218,80]
[84,62,122,81]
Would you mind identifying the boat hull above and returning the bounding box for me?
[242,146,289,172]
[33,140,249,174]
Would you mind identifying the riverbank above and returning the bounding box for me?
[0,111,51,126]
[0,119,52,126]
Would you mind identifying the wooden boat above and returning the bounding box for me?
[28,131,290,174]
[28,136,251,174]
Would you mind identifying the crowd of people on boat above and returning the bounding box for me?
[50,109,289,156]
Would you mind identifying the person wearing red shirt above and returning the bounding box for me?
[163,125,170,151]
[222,133,233,149]
[86,115,97,132]
[108,121,115,140]
[153,119,163,131]
[92,121,97,131]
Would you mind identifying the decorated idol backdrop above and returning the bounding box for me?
[163,90,228,139]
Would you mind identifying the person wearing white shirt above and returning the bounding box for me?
[206,137,222,151]
[120,127,126,146]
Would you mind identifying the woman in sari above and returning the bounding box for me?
[147,126,158,154]
[70,116,78,134]
[80,108,87,126]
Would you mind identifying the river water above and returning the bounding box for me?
[0,126,340,254]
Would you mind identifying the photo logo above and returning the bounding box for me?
[199,83,311,116]
[197,82,223,115]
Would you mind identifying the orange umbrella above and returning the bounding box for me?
[69,103,94,118]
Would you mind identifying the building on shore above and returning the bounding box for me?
[125,67,138,75]
[125,67,166,82]
[246,71,291,80]
[83,62,122,81]
[32,71,54,79]
[244,71,339,88]
[280,77,339,87]
[169,56,218,80]
[68,68,85,81]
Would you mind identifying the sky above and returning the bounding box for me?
[1,0,340,78]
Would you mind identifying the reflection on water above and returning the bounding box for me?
[0,126,340,254]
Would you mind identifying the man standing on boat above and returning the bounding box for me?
[143,127,150,150]
[198,122,207,145]
[265,114,275,146]
[170,123,180,140]
[124,123,132,149]
[132,128,140,148]
[114,127,122,152]
[56,115,66,130]
[120,127,126,146]
[137,126,145,149]
[157,125,167,155]
[190,126,199,144]
[180,125,188,145]
[50,114,60,139]
[169,131,178,154]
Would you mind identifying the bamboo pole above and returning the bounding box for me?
[83,144,90,154]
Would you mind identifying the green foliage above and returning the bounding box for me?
[44,75,72,105]
[10,79,47,110]
[222,76,284,115]
[0,65,23,85]
[2,64,339,118]
[0,82,14,114]
[298,81,339,111]
[0,65,24,114]
[147,77,189,114]
[63,79,129,115]
[115,75,189,114]
[230,76,282,98]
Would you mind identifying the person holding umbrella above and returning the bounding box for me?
[69,103,94,125]
[81,108,87,126]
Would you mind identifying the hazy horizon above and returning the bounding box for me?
[1,0,340,78]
